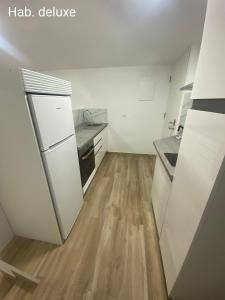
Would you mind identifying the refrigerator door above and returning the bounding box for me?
[42,135,83,240]
[28,95,75,150]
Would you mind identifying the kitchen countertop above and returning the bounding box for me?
[75,123,108,150]
[153,136,181,181]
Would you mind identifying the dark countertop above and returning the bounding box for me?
[153,136,181,181]
[75,123,108,150]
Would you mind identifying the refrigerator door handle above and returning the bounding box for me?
[43,135,74,153]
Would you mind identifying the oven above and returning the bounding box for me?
[78,140,95,187]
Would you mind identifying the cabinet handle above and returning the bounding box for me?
[95,145,102,156]
[94,137,102,147]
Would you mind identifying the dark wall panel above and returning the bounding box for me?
[192,99,225,114]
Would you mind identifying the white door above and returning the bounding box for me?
[42,136,83,240]
[28,95,75,150]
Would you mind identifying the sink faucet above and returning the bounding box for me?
[83,109,94,125]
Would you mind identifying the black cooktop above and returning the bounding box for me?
[164,153,178,167]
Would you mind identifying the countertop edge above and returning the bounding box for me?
[153,142,173,181]
[76,123,108,150]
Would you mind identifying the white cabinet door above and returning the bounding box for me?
[152,156,172,237]
[192,0,225,99]
[160,110,225,295]
[101,127,108,156]
[29,95,75,150]
[95,145,104,169]
[184,45,200,86]
[94,132,102,146]
[42,136,83,240]
[94,127,108,169]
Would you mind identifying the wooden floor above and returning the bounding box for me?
[0,153,168,300]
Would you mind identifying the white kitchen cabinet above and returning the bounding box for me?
[160,110,225,299]
[94,127,108,169]
[151,155,172,237]
[183,45,200,88]
[163,45,199,137]
[192,0,225,99]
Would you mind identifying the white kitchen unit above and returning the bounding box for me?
[0,69,83,245]
[82,126,108,194]
[94,127,108,169]
[181,44,200,90]
[192,0,225,99]
[163,44,199,137]
[160,109,225,299]
[151,156,172,237]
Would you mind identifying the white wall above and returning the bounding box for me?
[0,206,13,252]
[46,66,171,154]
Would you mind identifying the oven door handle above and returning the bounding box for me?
[81,148,94,160]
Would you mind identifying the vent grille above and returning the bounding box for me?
[21,69,72,95]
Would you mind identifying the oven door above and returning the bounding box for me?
[78,143,95,187]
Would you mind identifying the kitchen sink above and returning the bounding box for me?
[87,123,103,126]
[164,152,178,167]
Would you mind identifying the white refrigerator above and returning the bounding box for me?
[28,94,83,240]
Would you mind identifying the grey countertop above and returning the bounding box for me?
[153,136,181,181]
[75,123,108,150]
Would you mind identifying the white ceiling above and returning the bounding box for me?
[0,0,207,70]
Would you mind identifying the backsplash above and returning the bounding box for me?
[73,108,108,129]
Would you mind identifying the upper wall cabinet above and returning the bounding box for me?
[192,0,225,99]
[182,45,200,90]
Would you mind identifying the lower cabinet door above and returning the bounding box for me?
[94,127,108,169]
[95,145,104,169]
[101,127,108,154]
[151,155,172,237]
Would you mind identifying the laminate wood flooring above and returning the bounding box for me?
[0,153,168,300]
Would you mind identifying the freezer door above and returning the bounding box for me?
[42,135,83,240]
[28,95,75,150]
